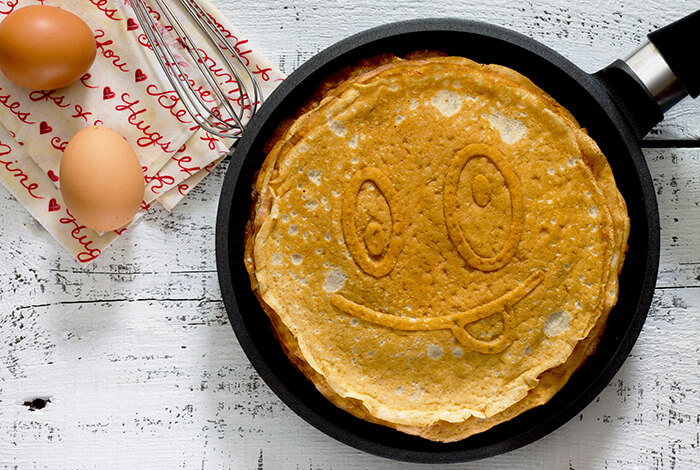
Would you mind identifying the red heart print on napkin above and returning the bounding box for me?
[47,170,59,182]
[135,69,147,82]
[103,87,115,100]
[48,198,60,212]
[39,121,52,135]
[127,18,139,31]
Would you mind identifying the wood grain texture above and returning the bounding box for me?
[218,0,700,140]
[1,1,700,468]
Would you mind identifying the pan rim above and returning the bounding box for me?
[216,18,660,463]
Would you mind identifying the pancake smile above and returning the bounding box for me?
[331,270,545,354]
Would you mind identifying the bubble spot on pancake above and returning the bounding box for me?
[427,344,444,359]
[289,224,299,235]
[291,254,303,265]
[308,170,322,185]
[281,214,290,223]
[431,89,462,117]
[409,98,419,110]
[410,383,425,401]
[323,268,347,293]
[348,135,358,148]
[328,119,347,137]
[544,310,572,338]
[451,347,463,358]
[588,205,599,217]
[305,200,318,211]
[488,112,527,144]
[350,318,359,327]
[271,253,282,265]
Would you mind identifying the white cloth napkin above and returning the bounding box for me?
[0,0,283,263]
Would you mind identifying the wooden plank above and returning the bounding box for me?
[2,144,700,468]
[220,0,700,140]
[647,148,700,289]
[2,0,700,468]
[1,292,698,469]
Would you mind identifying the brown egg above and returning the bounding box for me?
[60,127,145,232]
[0,6,97,90]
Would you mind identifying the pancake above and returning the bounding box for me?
[245,56,629,442]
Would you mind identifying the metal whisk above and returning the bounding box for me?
[130,0,261,140]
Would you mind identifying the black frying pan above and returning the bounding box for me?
[216,12,699,463]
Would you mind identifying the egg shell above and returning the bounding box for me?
[0,6,97,90]
[60,127,145,232]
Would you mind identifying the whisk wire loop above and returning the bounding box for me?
[131,0,261,140]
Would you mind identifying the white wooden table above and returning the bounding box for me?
[2,1,700,468]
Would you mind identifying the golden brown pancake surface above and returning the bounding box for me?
[245,56,629,441]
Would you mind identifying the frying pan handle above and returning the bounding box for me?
[648,10,700,99]
[594,10,700,139]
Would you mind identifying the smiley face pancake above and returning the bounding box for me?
[245,56,629,442]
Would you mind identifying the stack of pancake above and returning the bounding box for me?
[244,56,629,442]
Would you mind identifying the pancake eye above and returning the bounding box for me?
[471,174,491,207]
[342,167,405,277]
[364,220,386,256]
[443,143,524,271]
